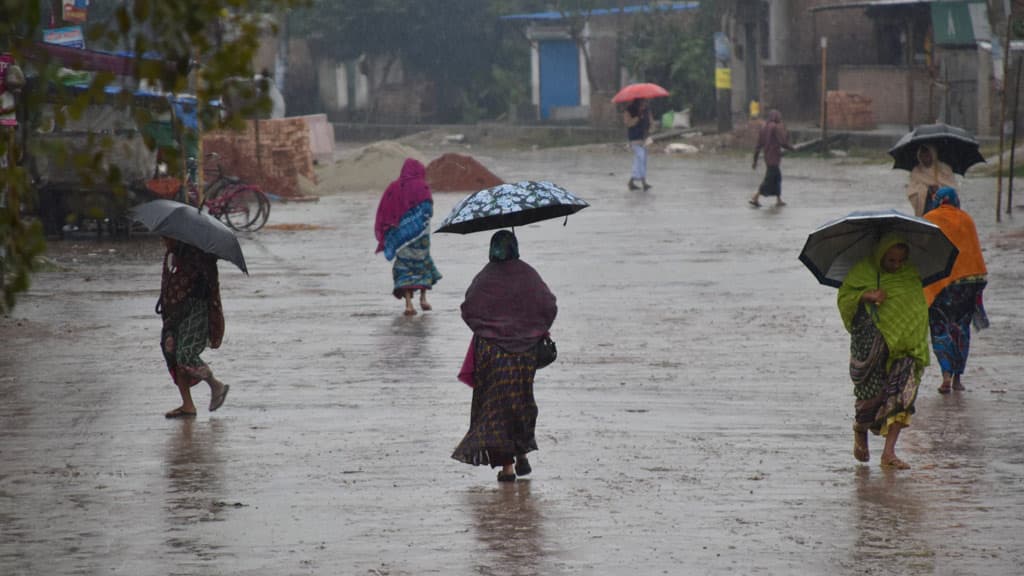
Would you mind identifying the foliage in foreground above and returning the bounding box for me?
[0,0,302,313]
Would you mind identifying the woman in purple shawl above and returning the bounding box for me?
[452,231,558,482]
[374,158,442,315]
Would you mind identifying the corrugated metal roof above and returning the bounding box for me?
[502,2,698,21]
[809,0,934,13]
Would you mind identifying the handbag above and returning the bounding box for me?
[536,335,557,369]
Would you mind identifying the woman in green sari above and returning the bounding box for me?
[838,234,930,470]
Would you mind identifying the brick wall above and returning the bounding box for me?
[837,66,932,125]
[202,117,316,198]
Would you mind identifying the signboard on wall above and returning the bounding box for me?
[43,26,85,49]
[63,0,89,24]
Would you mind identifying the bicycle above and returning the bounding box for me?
[186,154,271,232]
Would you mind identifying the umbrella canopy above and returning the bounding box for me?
[130,199,248,274]
[436,181,589,234]
[888,123,986,175]
[611,82,669,103]
[799,210,957,288]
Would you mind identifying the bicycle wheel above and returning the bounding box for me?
[252,190,271,231]
[222,186,264,230]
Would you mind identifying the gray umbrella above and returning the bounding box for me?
[888,123,985,175]
[130,199,248,274]
[798,210,957,288]
[436,181,589,234]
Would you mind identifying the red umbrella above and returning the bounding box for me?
[611,83,669,103]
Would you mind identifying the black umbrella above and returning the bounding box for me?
[130,199,248,274]
[436,181,589,234]
[888,123,985,175]
[799,210,957,288]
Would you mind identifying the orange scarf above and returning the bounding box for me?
[923,205,987,305]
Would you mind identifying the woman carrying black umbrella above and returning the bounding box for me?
[838,233,930,469]
[452,231,557,482]
[158,238,230,418]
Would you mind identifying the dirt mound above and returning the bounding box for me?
[425,153,503,192]
[305,141,427,195]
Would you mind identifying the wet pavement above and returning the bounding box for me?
[2,146,1023,575]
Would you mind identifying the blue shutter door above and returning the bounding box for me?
[539,40,580,119]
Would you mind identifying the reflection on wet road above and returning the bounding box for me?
[2,148,1023,574]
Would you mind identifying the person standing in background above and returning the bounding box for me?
[623,98,653,191]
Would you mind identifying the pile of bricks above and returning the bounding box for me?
[826,91,876,130]
[201,117,318,198]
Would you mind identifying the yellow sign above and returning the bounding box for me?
[715,68,732,90]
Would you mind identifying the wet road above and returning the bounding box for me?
[2,147,1023,575]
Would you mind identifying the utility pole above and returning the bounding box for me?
[820,36,828,157]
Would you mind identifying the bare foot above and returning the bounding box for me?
[403,308,417,316]
[420,300,432,311]
[938,379,952,394]
[952,375,965,391]
[776,200,787,207]
[853,429,869,462]
[880,455,911,470]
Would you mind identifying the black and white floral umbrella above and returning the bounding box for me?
[436,181,589,234]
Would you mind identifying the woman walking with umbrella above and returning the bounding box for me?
[922,187,989,393]
[158,238,230,418]
[838,234,930,469]
[374,158,442,316]
[452,231,557,482]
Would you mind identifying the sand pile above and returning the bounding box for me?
[304,141,426,195]
[425,153,503,192]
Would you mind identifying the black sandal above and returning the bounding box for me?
[515,456,531,477]
[497,471,516,482]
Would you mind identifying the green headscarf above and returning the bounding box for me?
[837,233,930,370]
[489,230,519,262]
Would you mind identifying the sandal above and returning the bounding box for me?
[497,471,516,483]
[165,407,197,419]
[748,199,761,208]
[515,456,532,477]
[938,382,952,394]
[209,384,230,412]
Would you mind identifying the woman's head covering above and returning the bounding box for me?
[916,144,938,167]
[932,186,960,208]
[837,232,930,370]
[489,230,519,262]
[766,109,782,123]
[374,158,432,251]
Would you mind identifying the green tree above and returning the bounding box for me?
[622,1,717,121]
[1,0,302,313]
[291,0,544,122]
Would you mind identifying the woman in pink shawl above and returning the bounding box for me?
[452,231,558,482]
[374,158,442,316]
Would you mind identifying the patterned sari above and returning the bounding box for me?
[392,232,442,298]
[451,337,539,466]
[158,244,223,387]
[929,279,987,375]
[838,234,929,436]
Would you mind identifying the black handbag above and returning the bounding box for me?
[536,335,557,369]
